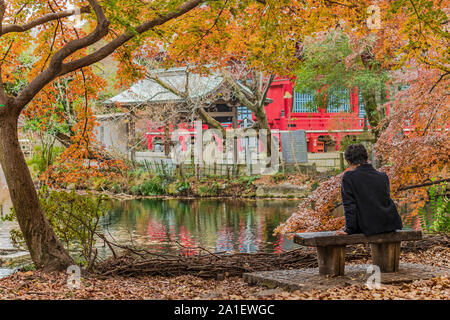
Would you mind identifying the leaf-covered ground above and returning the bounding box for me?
[0,245,448,300]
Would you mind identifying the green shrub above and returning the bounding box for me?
[2,187,109,268]
[27,144,64,175]
[339,136,357,152]
[166,180,191,196]
[271,172,287,183]
[418,182,449,234]
[140,176,165,195]
[130,184,142,195]
[111,183,122,194]
[238,175,260,186]
[198,181,221,196]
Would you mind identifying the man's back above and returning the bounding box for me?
[341,163,403,235]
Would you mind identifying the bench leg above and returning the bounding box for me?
[370,242,400,273]
[316,245,346,276]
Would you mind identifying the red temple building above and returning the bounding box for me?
[103,68,385,155]
[261,77,382,153]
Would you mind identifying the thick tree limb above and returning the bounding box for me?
[196,107,226,136]
[1,5,91,35]
[12,0,203,112]
[59,0,203,77]
[222,71,256,110]
[13,0,109,111]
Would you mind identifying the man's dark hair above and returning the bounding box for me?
[344,144,368,165]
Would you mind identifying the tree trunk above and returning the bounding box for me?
[254,106,272,159]
[0,111,74,271]
[361,90,381,138]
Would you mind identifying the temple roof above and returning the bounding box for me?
[103,67,256,106]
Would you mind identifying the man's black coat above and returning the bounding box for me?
[341,163,403,235]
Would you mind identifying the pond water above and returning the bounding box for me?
[97,198,300,256]
[0,185,423,263]
[1,187,301,257]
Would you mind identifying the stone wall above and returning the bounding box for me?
[307,152,343,172]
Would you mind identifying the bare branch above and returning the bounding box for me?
[428,71,449,94]
[258,74,274,109]
[148,72,187,98]
[398,178,450,191]
[222,70,257,110]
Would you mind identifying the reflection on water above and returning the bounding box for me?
[1,186,300,255]
[0,172,422,256]
[99,198,300,256]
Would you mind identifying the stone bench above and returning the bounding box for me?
[294,230,422,276]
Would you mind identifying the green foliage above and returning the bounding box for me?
[174,180,192,195]
[272,172,288,183]
[310,181,319,191]
[198,181,222,197]
[26,144,64,175]
[166,179,191,196]
[238,175,261,186]
[18,263,37,272]
[130,175,170,196]
[3,187,109,268]
[418,182,449,234]
[294,31,389,112]
[339,135,357,152]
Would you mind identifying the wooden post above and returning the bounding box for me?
[231,105,238,176]
[160,159,166,176]
[370,242,400,272]
[316,245,346,276]
[163,125,170,156]
[340,152,345,172]
[127,111,136,163]
[178,163,184,178]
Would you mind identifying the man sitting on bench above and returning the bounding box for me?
[335,144,403,236]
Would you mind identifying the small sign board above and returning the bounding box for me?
[280,130,308,164]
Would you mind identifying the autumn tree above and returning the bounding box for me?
[132,1,371,158]
[294,31,390,137]
[276,0,449,235]
[0,0,445,270]
[0,0,206,271]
